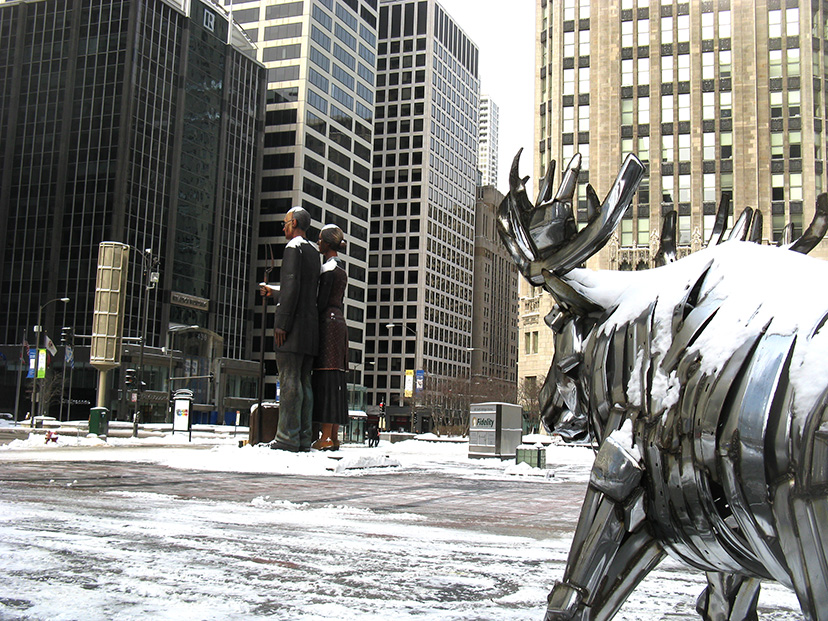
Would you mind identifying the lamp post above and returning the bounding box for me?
[31,297,70,425]
[133,249,160,438]
[465,346,487,431]
[59,326,74,421]
[385,322,418,430]
[349,359,374,410]
[164,325,199,423]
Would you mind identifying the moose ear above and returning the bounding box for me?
[542,269,605,317]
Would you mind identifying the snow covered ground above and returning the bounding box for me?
[0,431,595,480]
[0,431,804,620]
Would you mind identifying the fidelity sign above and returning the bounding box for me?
[472,416,495,428]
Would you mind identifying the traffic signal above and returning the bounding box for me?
[60,326,73,345]
[124,368,136,387]
[379,401,385,414]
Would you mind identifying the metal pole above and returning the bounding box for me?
[257,245,274,444]
[31,306,42,427]
[59,361,66,422]
[166,330,174,424]
[134,250,151,438]
[30,298,70,425]
[97,369,108,407]
[13,330,25,426]
[67,358,74,421]
[58,325,67,423]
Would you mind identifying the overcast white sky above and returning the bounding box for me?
[436,0,537,194]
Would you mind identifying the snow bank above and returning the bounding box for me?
[0,431,597,481]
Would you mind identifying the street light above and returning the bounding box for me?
[385,322,417,335]
[31,297,70,425]
[384,323,419,431]
[133,248,160,437]
[465,347,488,426]
[163,325,200,424]
[349,359,374,412]
[59,326,74,422]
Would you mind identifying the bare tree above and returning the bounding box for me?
[517,376,542,434]
[32,370,65,419]
[469,376,517,405]
[414,374,471,437]
[414,374,519,437]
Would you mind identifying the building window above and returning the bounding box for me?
[268,1,304,20]
[524,331,539,355]
[265,23,303,41]
[662,15,673,45]
[703,92,715,119]
[719,50,732,79]
[703,131,715,160]
[622,98,633,125]
[662,55,673,83]
[312,5,333,31]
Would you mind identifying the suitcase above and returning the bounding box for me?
[249,402,279,445]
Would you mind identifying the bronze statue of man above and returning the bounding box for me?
[261,206,320,451]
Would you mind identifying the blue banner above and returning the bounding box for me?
[27,349,36,378]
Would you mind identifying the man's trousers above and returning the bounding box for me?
[274,351,314,450]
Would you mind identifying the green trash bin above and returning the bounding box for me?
[89,407,109,436]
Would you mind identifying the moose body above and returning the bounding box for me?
[497,150,828,620]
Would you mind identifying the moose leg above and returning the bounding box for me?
[546,434,665,620]
[695,572,760,621]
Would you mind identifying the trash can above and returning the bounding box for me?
[89,407,109,436]
[516,444,547,468]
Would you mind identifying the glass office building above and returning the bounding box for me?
[0,0,266,421]
[365,0,479,425]
[223,0,378,402]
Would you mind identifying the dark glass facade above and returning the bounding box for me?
[0,0,266,420]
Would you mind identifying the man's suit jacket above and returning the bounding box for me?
[275,236,320,356]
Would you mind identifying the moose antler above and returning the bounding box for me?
[497,149,646,290]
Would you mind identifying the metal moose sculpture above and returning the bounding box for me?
[498,149,828,621]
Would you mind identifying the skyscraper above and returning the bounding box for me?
[522,0,828,414]
[471,185,518,403]
[0,0,265,420]
[478,94,499,187]
[366,0,479,428]
[538,0,828,267]
[224,0,378,402]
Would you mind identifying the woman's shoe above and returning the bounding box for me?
[311,438,334,451]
